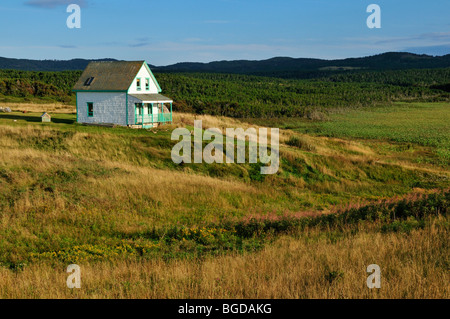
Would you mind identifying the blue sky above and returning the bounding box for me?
[0,0,449,65]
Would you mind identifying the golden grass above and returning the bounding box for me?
[0,106,449,299]
[0,102,75,114]
[173,112,285,144]
[1,216,447,299]
[0,114,448,227]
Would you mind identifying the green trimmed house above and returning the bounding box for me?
[73,61,172,128]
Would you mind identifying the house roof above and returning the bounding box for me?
[130,94,173,103]
[73,61,146,91]
[41,112,51,118]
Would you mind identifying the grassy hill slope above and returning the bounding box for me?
[0,102,448,298]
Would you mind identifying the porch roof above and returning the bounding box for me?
[130,93,173,103]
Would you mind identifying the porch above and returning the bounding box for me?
[129,93,173,129]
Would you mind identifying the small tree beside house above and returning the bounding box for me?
[73,60,173,129]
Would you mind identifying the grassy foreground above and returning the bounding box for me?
[0,102,448,298]
[2,213,448,298]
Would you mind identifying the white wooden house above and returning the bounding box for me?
[73,61,172,128]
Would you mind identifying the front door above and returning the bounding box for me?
[135,103,143,124]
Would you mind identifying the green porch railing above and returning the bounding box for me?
[135,114,157,124]
[135,113,172,124]
[158,113,172,123]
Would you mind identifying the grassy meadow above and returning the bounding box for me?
[0,100,448,298]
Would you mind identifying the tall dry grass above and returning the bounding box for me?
[0,102,75,114]
[0,109,448,299]
[0,215,447,298]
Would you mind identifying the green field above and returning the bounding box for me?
[248,102,450,165]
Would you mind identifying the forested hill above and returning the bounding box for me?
[0,57,118,71]
[155,52,450,77]
[1,67,449,117]
[1,52,449,77]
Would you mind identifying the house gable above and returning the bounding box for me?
[127,62,162,94]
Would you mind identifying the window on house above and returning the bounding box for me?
[84,77,95,86]
[135,103,143,115]
[87,102,94,117]
[136,78,141,90]
[146,103,152,114]
[145,78,150,91]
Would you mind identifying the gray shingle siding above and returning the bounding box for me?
[77,92,128,126]
[127,94,136,125]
